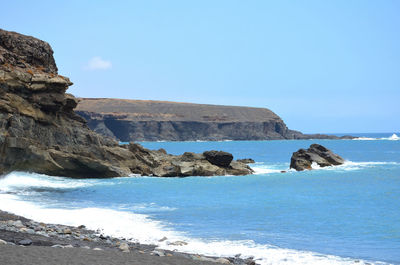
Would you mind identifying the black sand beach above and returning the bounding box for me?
[0,210,256,265]
[0,245,219,265]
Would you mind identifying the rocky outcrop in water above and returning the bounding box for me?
[76,99,354,142]
[0,29,252,178]
[290,144,345,171]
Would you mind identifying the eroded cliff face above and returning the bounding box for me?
[76,99,309,142]
[0,29,252,178]
[76,99,353,142]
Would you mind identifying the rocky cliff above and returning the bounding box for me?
[76,99,350,142]
[0,29,252,178]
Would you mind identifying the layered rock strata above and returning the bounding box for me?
[290,144,345,171]
[0,29,252,178]
[76,99,353,142]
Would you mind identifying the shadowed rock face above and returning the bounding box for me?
[290,144,345,171]
[0,29,253,178]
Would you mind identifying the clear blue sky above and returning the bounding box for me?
[2,1,399,133]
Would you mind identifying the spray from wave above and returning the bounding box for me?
[0,171,94,193]
[251,165,286,174]
[311,161,399,171]
[353,133,399,141]
[251,161,399,174]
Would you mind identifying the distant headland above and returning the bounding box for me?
[76,98,353,142]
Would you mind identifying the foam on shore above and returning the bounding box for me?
[0,172,95,193]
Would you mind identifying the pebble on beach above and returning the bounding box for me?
[18,239,32,246]
[119,242,130,252]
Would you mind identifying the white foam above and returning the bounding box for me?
[251,163,289,174]
[251,161,399,174]
[353,137,376,141]
[0,171,94,193]
[310,162,321,169]
[306,161,399,172]
[252,167,284,174]
[353,133,399,141]
[315,161,399,172]
[0,193,177,244]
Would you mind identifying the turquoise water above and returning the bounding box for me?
[0,134,399,264]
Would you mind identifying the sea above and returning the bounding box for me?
[0,132,399,265]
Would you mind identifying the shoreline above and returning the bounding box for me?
[0,210,257,265]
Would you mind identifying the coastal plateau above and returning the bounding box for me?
[76,99,352,142]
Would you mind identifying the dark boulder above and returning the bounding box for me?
[290,144,345,171]
[203,150,233,167]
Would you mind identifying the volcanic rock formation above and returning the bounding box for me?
[203,151,233,168]
[290,144,345,171]
[0,29,252,178]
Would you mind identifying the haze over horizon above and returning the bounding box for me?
[2,0,399,133]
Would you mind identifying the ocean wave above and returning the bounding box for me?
[0,172,95,194]
[251,164,288,174]
[251,161,399,174]
[0,193,176,244]
[353,134,399,141]
[0,193,383,265]
[311,161,399,171]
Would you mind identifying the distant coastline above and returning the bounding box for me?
[76,98,353,142]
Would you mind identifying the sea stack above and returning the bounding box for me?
[290,144,345,171]
[0,29,253,178]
